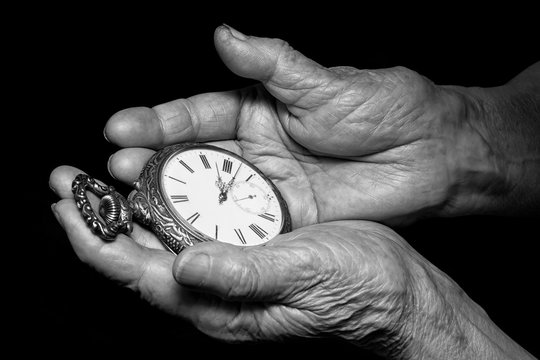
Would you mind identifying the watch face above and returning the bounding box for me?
[159,145,287,246]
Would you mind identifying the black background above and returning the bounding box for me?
[22,5,539,358]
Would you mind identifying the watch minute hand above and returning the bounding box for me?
[226,163,243,189]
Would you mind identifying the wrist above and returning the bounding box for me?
[437,84,540,216]
[333,260,419,359]
[402,262,536,360]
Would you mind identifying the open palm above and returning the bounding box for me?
[50,164,417,354]
[106,25,465,227]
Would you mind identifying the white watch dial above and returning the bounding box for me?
[160,147,284,246]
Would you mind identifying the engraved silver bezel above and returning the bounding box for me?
[133,143,292,253]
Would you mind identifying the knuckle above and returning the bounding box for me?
[180,98,201,135]
[152,98,200,142]
[389,66,430,88]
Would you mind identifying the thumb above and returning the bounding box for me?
[173,240,318,301]
[214,25,334,107]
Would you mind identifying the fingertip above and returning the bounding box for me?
[215,25,321,87]
[53,199,82,235]
[215,26,332,109]
[49,165,86,199]
[214,24,230,43]
[173,242,295,301]
[108,148,155,185]
[214,25,273,81]
[173,241,296,302]
[50,202,63,228]
[105,107,163,148]
[173,242,235,287]
[173,251,211,287]
[49,164,73,185]
[214,24,247,44]
[103,127,111,143]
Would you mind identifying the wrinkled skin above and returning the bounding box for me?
[51,164,424,355]
[103,25,483,228]
[50,26,536,359]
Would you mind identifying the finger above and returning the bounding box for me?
[49,165,117,201]
[104,90,243,149]
[50,165,166,250]
[214,25,334,108]
[172,237,321,301]
[130,223,168,251]
[51,198,289,338]
[49,165,87,199]
[52,199,154,281]
[50,200,199,314]
[108,148,155,185]
[107,141,242,186]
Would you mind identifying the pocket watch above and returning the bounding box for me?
[72,143,292,254]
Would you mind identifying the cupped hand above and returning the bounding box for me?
[105,25,484,227]
[49,165,536,359]
[49,164,423,357]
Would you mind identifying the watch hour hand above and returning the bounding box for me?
[215,162,225,189]
[215,162,228,204]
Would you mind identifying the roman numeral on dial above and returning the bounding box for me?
[167,175,186,184]
[171,195,189,203]
[234,228,247,244]
[186,212,200,224]
[179,160,194,173]
[222,159,233,174]
[199,154,211,169]
[258,213,275,222]
[249,224,268,239]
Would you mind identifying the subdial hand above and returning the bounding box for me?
[235,195,257,201]
[230,181,269,214]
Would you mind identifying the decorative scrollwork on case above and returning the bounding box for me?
[127,190,152,226]
[72,174,133,240]
[128,143,203,254]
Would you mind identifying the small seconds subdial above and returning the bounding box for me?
[231,181,269,215]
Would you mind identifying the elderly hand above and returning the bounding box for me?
[49,165,534,359]
[103,26,540,227]
[49,25,539,359]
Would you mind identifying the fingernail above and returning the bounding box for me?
[49,180,57,195]
[103,128,110,143]
[222,23,247,41]
[107,155,117,180]
[175,252,210,287]
[51,203,64,229]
